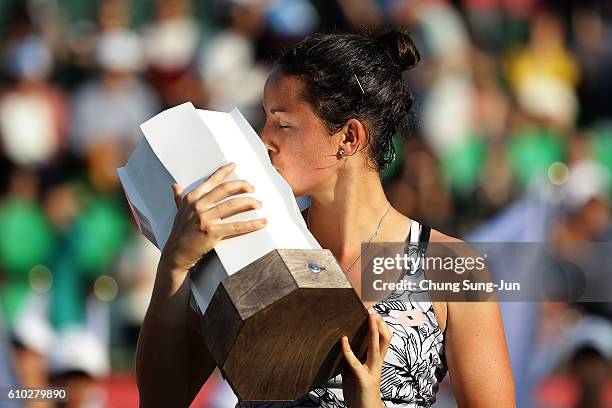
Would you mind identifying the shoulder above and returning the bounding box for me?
[427,227,482,259]
[426,227,508,356]
[428,227,463,244]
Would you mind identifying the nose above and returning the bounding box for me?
[259,124,278,154]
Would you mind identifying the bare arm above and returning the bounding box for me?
[445,300,516,407]
[135,162,268,407]
[429,230,516,407]
[135,259,215,407]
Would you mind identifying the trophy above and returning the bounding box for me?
[118,103,368,401]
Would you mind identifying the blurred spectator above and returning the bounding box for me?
[505,11,580,129]
[0,308,21,408]
[199,1,270,123]
[572,6,612,126]
[0,35,68,167]
[115,234,159,347]
[554,159,611,242]
[385,135,453,231]
[70,28,159,192]
[98,0,130,32]
[506,124,565,188]
[48,327,108,408]
[532,309,612,408]
[142,0,207,107]
[0,169,54,328]
[390,0,471,70]
[461,0,537,53]
[11,293,54,408]
[567,316,612,408]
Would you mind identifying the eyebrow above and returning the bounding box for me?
[261,104,289,114]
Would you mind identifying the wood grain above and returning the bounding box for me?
[201,248,369,401]
[278,249,353,289]
[223,288,368,401]
[201,284,242,367]
[222,249,297,321]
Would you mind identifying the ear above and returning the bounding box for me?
[337,118,368,157]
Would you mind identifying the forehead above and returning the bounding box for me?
[263,69,309,111]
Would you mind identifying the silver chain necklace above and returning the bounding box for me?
[306,202,392,274]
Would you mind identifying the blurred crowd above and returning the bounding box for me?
[0,0,611,407]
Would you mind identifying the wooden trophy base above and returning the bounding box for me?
[198,248,369,402]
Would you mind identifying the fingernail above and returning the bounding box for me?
[258,218,268,224]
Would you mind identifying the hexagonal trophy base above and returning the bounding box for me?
[199,248,369,402]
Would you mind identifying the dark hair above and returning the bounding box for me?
[275,30,420,170]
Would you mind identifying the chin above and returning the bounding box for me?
[284,177,306,196]
[289,182,313,198]
[273,165,311,196]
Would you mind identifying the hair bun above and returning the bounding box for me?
[375,30,420,71]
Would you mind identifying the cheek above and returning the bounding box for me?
[274,130,334,194]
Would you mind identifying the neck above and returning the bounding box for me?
[307,167,391,261]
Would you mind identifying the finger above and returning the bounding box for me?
[201,180,254,207]
[214,218,268,239]
[203,197,262,220]
[171,183,184,209]
[340,336,366,378]
[186,162,236,203]
[377,313,392,343]
[376,314,392,357]
[365,313,380,369]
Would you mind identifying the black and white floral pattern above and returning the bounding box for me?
[237,221,447,408]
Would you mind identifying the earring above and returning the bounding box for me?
[338,148,345,157]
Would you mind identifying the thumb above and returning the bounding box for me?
[171,183,184,209]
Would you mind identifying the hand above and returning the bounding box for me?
[341,308,392,408]
[161,162,268,271]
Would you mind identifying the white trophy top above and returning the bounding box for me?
[117,102,320,310]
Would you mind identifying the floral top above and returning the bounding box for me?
[237,219,448,408]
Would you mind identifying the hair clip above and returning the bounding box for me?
[354,74,365,95]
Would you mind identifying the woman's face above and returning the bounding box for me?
[260,68,338,197]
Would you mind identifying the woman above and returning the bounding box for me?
[135,31,516,407]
